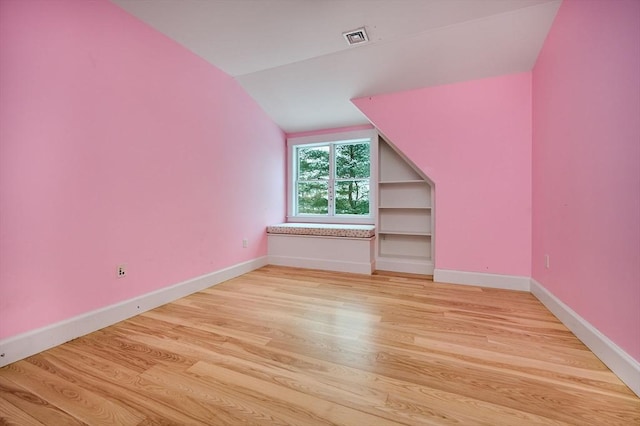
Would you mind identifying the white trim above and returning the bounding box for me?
[376,258,434,275]
[0,257,268,368]
[267,232,375,275]
[268,255,373,275]
[287,129,378,147]
[433,269,530,291]
[286,129,378,223]
[530,279,640,397]
[286,215,374,225]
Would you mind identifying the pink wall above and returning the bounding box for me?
[532,0,640,361]
[0,0,285,340]
[354,73,532,276]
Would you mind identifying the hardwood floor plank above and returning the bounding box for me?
[411,335,620,385]
[383,392,568,426]
[148,309,273,346]
[1,265,638,425]
[372,350,639,424]
[182,343,401,422]
[1,361,144,425]
[187,360,406,425]
[218,337,570,425]
[0,397,47,426]
[142,364,336,425]
[26,348,204,425]
[0,375,84,426]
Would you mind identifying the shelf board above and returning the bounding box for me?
[379,230,431,236]
[379,206,431,210]
[379,180,427,184]
[377,253,431,261]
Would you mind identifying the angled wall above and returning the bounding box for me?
[0,0,285,341]
[353,73,532,279]
[532,0,640,361]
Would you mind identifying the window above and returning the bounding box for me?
[288,130,376,224]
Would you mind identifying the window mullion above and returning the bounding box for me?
[329,143,335,216]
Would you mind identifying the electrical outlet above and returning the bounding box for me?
[117,264,127,278]
[242,238,248,248]
[544,255,550,269]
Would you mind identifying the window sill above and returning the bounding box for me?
[286,215,374,225]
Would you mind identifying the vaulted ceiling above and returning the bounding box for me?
[111,0,561,133]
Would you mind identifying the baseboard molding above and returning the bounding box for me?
[0,256,268,368]
[376,258,434,275]
[433,269,530,291]
[268,255,373,275]
[530,279,640,397]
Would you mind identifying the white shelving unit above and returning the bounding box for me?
[376,138,434,275]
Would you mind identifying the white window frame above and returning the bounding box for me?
[287,129,377,224]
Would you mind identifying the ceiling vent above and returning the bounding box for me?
[343,27,369,46]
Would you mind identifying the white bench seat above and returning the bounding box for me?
[266,223,375,238]
[267,223,376,274]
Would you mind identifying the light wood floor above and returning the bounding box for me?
[1,266,638,425]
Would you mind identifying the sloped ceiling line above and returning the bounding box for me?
[111,0,561,133]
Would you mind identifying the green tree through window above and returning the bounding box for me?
[294,141,370,217]
[335,143,369,215]
[297,146,329,214]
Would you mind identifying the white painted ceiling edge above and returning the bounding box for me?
[111,0,562,133]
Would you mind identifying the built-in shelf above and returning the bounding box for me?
[379,180,427,184]
[379,182,430,209]
[376,137,434,275]
[379,230,431,236]
[376,253,430,261]
[379,206,431,210]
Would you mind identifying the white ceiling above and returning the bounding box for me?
[111,0,561,133]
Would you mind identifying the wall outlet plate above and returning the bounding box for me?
[117,264,127,278]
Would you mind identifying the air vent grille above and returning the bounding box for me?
[343,27,369,46]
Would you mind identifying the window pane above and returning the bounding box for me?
[297,182,328,214]
[335,181,369,215]
[297,146,329,180]
[335,143,370,179]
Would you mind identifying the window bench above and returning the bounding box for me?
[266,223,376,274]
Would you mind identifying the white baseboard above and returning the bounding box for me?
[268,255,373,275]
[0,256,268,368]
[376,258,434,275]
[530,279,640,397]
[433,269,530,291]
